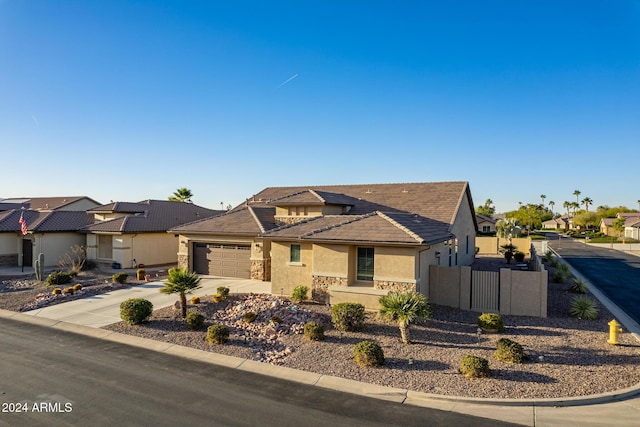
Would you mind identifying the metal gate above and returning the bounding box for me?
[471,270,500,312]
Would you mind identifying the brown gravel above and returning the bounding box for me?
[4,259,640,400]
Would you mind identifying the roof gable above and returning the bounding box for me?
[171,206,277,235]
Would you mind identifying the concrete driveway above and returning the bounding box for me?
[23,276,271,328]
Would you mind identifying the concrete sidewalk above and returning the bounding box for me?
[23,276,270,327]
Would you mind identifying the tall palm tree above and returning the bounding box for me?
[169,187,194,203]
[563,201,570,217]
[548,200,555,214]
[573,190,581,204]
[571,201,580,216]
[160,268,202,318]
[581,197,593,212]
[540,194,546,206]
[379,291,431,344]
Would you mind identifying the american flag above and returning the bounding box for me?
[19,212,28,235]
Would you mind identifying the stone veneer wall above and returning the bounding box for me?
[0,254,18,268]
[312,275,348,303]
[374,280,416,292]
[274,216,310,225]
[251,259,271,281]
[177,254,189,270]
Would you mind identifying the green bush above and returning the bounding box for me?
[190,296,201,304]
[553,263,570,283]
[303,321,325,341]
[493,338,526,363]
[72,283,83,291]
[119,298,153,325]
[543,250,554,262]
[217,286,230,298]
[112,272,128,284]
[63,287,74,295]
[460,355,490,378]
[207,324,229,345]
[477,313,504,332]
[291,285,309,303]
[514,251,525,262]
[211,293,224,303]
[270,315,282,324]
[567,278,587,294]
[51,287,62,295]
[243,312,257,323]
[569,295,600,320]
[353,341,385,367]
[185,312,205,330]
[45,271,72,287]
[331,302,365,332]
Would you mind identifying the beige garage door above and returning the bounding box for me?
[193,243,251,278]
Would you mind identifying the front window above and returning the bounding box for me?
[482,226,491,232]
[356,247,374,281]
[290,244,301,263]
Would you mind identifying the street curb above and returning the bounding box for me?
[2,307,640,411]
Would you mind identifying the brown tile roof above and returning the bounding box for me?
[84,200,222,233]
[171,206,277,235]
[261,212,453,245]
[0,209,94,233]
[476,214,496,224]
[0,196,100,211]
[268,190,356,206]
[246,181,473,225]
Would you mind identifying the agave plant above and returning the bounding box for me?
[569,295,599,320]
[379,291,431,344]
[567,278,587,294]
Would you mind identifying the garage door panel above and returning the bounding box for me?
[193,242,251,278]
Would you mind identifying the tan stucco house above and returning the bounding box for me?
[0,197,101,268]
[476,214,496,233]
[83,200,222,269]
[172,182,478,307]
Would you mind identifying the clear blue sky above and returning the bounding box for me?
[1,1,639,213]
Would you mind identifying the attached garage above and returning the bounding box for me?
[193,243,251,278]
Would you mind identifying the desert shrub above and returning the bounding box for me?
[136,269,146,280]
[112,272,128,284]
[190,296,201,304]
[63,287,74,295]
[543,250,554,262]
[243,312,257,323]
[303,321,325,341]
[185,312,205,330]
[119,298,153,325]
[207,324,229,345]
[51,288,62,295]
[493,338,526,363]
[353,341,385,367]
[549,256,560,268]
[57,244,87,276]
[291,285,309,303]
[460,355,490,378]
[331,302,365,332]
[477,313,504,332]
[514,251,525,262]
[270,315,282,324]
[553,263,570,283]
[217,286,230,298]
[72,283,83,291]
[45,271,72,287]
[569,295,600,320]
[567,278,587,294]
[212,293,224,303]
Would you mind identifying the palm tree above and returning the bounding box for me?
[637,199,640,211]
[169,187,193,203]
[571,201,580,216]
[540,194,546,206]
[573,190,581,204]
[160,268,202,318]
[581,197,593,212]
[563,201,570,217]
[379,291,431,344]
[548,200,555,215]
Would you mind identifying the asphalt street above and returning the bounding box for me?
[0,318,518,427]
[549,236,640,325]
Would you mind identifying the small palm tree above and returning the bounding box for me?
[160,268,202,318]
[169,187,193,203]
[540,194,546,206]
[379,291,431,344]
[582,197,593,212]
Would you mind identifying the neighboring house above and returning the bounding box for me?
[0,209,96,268]
[600,213,640,237]
[599,217,615,236]
[172,182,477,307]
[0,196,101,212]
[543,216,570,231]
[476,214,496,233]
[624,218,640,240]
[83,200,222,269]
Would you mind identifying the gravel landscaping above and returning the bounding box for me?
[3,257,639,400]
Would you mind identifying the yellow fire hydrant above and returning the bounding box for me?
[607,319,623,345]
